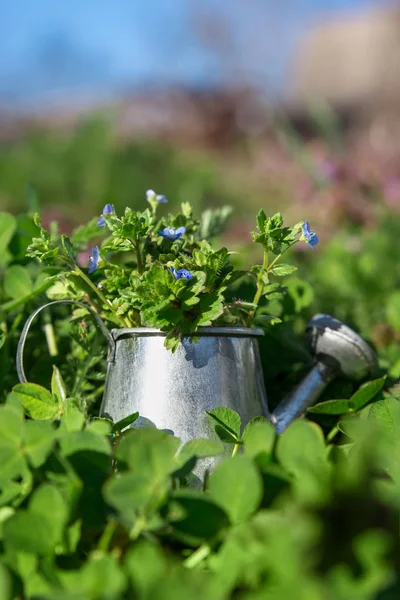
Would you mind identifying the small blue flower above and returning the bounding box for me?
[146,189,168,204]
[170,266,193,280]
[158,226,186,241]
[301,221,319,249]
[97,203,114,226]
[88,246,100,273]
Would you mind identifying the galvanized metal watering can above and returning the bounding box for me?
[16,301,269,449]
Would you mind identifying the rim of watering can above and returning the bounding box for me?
[111,326,264,341]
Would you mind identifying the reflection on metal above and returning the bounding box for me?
[101,328,268,474]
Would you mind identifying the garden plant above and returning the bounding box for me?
[0,123,399,599]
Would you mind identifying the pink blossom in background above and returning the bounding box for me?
[383,178,400,210]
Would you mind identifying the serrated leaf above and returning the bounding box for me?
[307,399,352,415]
[349,376,386,411]
[256,209,267,232]
[12,383,59,421]
[208,455,262,524]
[269,264,297,276]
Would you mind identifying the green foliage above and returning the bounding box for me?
[0,391,396,599]
[26,198,305,350]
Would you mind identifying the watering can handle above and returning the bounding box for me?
[16,300,115,384]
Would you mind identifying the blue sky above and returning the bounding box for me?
[0,0,383,108]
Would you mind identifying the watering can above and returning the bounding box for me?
[16,300,269,455]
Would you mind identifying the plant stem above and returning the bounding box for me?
[97,519,118,552]
[231,443,240,457]
[184,544,211,569]
[135,240,143,275]
[327,424,340,444]
[247,249,269,326]
[71,265,128,328]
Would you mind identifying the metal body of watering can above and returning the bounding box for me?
[101,327,268,444]
[16,301,269,470]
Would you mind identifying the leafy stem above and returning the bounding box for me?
[71,265,128,328]
[247,248,269,326]
[134,239,144,275]
[184,543,211,569]
[267,240,298,272]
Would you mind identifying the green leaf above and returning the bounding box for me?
[60,430,111,457]
[242,418,276,458]
[51,365,67,404]
[124,541,167,598]
[307,399,352,415]
[104,472,169,523]
[0,331,5,351]
[269,264,297,276]
[87,418,113,436]
[178,438,224,464]
[256,209,267,232]
[60,400,86,432]
[116,428,180,478]
[206,408,241,443]
[386,290,400,330]
[12,383,59,420]
[29,484,68,547]
[0,404,26,483]
[75,554,127,599]
[0,563,11,600]
[3,511,55,554]
[208,455,263,524]
[111,412,139,433]
[4,265,33,299]
[23,421,56,467]
[276,421,326,475]
[366,397,400,435]
[0,213,17,265]
[349,376,386,411]
[164,491,230,539]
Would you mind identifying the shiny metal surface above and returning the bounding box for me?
[271,314,378,434]
[306,314,378,380]
[101,328,268,472]
[271,362,334,434]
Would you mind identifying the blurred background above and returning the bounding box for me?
[3,0,400,368]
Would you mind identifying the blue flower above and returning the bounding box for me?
[301,221,319,249]
[146,189,168,204]
[97,203,114,226]
[88,246,100,273]
[158,226,186,241]
[170,266,193,280]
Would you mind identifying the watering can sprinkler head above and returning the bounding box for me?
[270,314,379,434]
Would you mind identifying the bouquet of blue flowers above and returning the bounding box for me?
[27,190,318,350]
